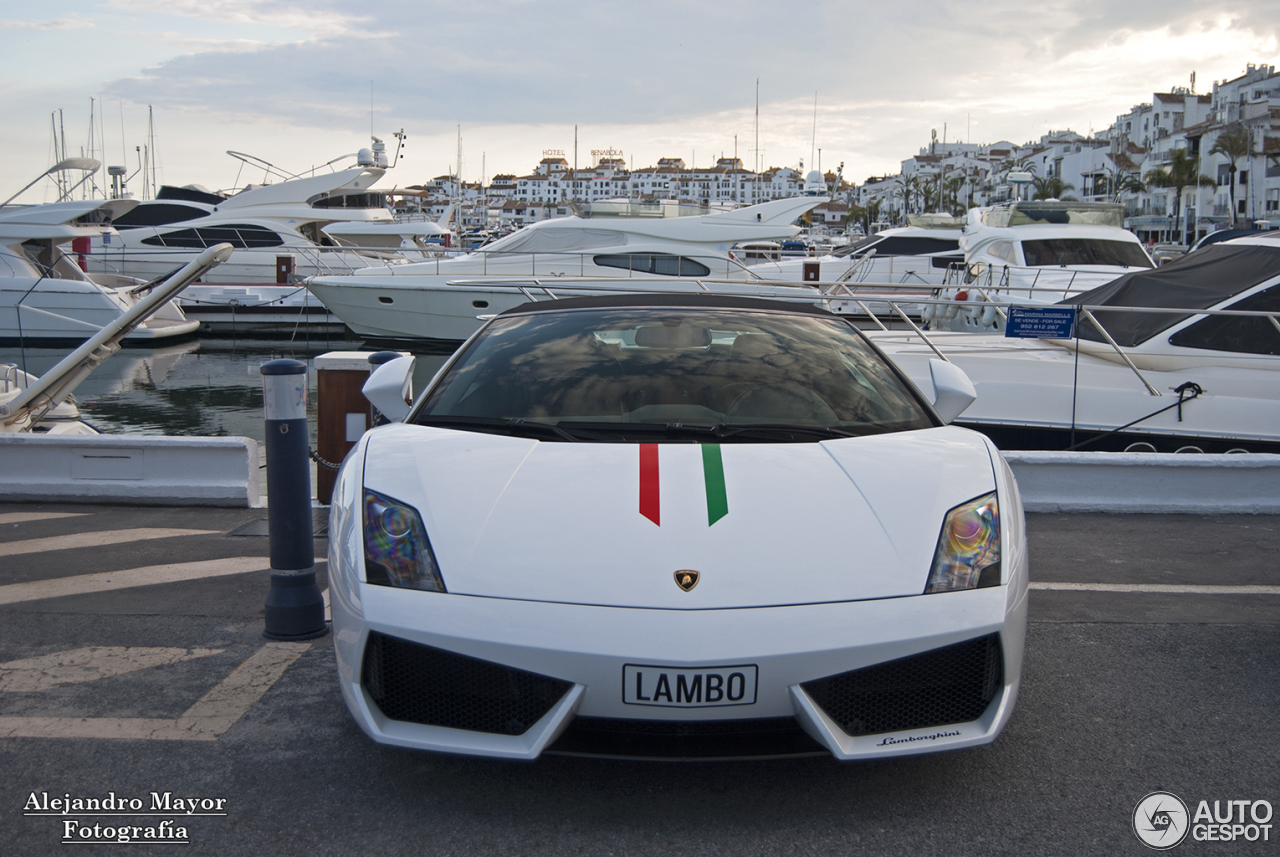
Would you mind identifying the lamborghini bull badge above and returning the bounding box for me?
[674,570,700,592]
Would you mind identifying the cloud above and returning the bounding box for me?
[0,17,94,30]
[38,0,1280,185]
[103,0,372,38]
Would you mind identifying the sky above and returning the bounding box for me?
[2,0,1278,202]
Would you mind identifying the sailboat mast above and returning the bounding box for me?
[754,79,759,175]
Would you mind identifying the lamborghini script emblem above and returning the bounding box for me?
[674,570,700,592]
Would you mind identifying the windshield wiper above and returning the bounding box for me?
[554,421,866,442]
[710,423,863,441]
[415,414,586,442]
[418,415,870,443]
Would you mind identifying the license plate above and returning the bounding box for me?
[622,664,758,708]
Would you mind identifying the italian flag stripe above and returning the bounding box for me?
[702,444,728,526]
[637,444,728,527]
[639,444,660,526]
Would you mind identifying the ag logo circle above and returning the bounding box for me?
[1133,792,1190,850]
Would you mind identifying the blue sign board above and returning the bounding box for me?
[1005,306,1077,339]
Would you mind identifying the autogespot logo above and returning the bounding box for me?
[1133,792,1190,850]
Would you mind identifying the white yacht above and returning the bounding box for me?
[1,243,231,433]
[85,145,427,329]
[748,214,965,285]
[0,199,200,343]
[927,202,1155,331]
[866,232,1280,452]
[305,197,827,342]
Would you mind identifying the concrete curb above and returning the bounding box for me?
[1,437,1276,514]
[0,434,261,507]
[1003,450,1280,514]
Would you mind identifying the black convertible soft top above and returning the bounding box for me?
[1063,243,1280,346]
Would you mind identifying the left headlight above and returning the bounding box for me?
[363,489,446,592]
[924,492,1000,594]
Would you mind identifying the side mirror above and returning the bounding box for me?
[362,355,416,423]
[929,358,976,424]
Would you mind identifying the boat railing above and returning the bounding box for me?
[82,244,765,282]
[428,276,1279,400]
[0,364,21,394]
[868,295,1280,397]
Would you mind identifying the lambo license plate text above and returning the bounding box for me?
[623,664,758,708]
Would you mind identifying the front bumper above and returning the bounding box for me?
[331,572,1028,761]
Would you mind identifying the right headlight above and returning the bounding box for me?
[924,492,1000,594]
[362,489,446,592]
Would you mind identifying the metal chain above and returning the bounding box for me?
[309,447,342,471]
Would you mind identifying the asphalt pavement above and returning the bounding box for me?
[0,503,1277,856]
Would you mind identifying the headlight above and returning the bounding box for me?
[363,489,446,592]
[924,492,1000,594]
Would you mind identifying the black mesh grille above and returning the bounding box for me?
[548,716,826,759]
[801,634,1003,737]
[361,632,573,736]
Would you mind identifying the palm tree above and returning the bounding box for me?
[943,175,965,215]
[1144,149,1215,244]
[920,180,937,213]
[862,199,881,235]
[904,174,920,214]
[1209,124,1254,227]
[1031,175,1077,201]
[1111,171,1146,202]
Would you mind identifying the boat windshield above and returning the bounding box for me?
[412,305,936,442]
[1021,238,1153,268]
[832,235,959,258]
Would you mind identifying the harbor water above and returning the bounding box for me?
[0,335,456,469]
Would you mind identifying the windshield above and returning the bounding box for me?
[411,307,937,442]
[832,234,883,258]
[1020,238,1153,268]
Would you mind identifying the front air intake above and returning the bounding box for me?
[548,716,826,759]
[801,634,1003,737]
[361,632,572,736]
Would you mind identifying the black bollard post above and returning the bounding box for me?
[260,358,328,641]
[366,350,404,427]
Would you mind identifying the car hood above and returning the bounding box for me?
[360,425,997,609]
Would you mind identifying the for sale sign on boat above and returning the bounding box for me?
[1005,306,1077,339]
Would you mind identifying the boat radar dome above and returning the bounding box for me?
[357,148,375,167]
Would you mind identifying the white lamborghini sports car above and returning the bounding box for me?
[327,294,1029,761]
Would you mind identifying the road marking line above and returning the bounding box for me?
[1031,582,1280,595]
[0,512,92,525]
[0,716,186,741]
[0,642,309,742]
[0,528,217,558]
[170,643,305,739]
[0,647,223,693]
[0,557,271,605]
[321,587,330,621]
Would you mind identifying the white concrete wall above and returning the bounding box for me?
[0,435,260,507]
[1003,451,1280,514]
